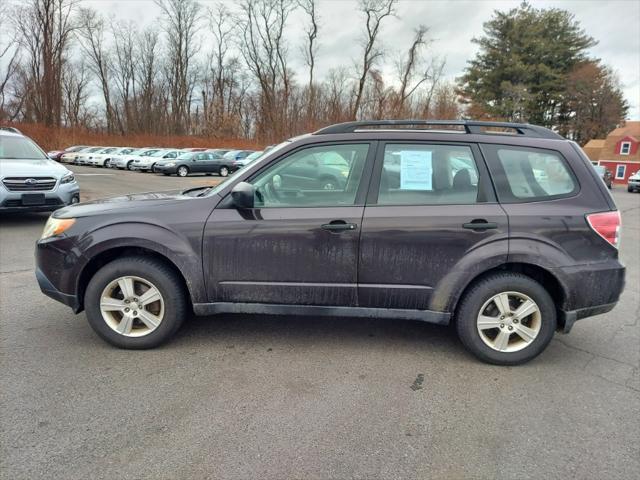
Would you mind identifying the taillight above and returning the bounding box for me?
[586,211,621,248]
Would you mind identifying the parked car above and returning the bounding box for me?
[181,147,207,152]
[235,150,264,168]
[76,147,107,165]
[154,151,228,177]
[628,170,640,192]
[112,148,161,170]
[85,147,120,167]
[85,147,135,168]
[592,165,613,189]
[1,128,79,212]
[131,149,181,172]
[60,146,93,164]
[223,149,255,162]
[35,120,625,366]
[47,145,88,161]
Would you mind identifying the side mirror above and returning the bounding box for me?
[231,181,255,209]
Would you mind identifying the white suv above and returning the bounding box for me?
[0,129,80,212]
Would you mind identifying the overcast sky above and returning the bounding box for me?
[87,0,640,119]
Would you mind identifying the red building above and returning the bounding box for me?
[584,122,640,184]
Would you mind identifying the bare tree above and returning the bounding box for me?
[352,0,396,119]
[61,58,90,127]
[77,7,115,132]
[238,0,295,142]
[0,2,21,120]
[155,0,202,135]
[13,0,78,126]
[134,27,162,133]
[298,0,319,92]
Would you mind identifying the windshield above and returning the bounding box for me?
[245,151,263,161]
[150,150,169,157]
[140,149,159,156]
[0,135,48,160]
[593,166,605,174]
[177,152,195,160]
[223,150,241,159]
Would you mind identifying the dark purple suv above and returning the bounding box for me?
[35,120,625,365]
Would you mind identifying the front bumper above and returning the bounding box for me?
[36,267,80,311]
[0,182,80,212]
[154,165,178,174]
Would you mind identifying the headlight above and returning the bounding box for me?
[41,217,75,239]
[165,162,175,167]
[60,173,75,184]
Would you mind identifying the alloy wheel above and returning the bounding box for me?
[476,291,541,353]
[220,167,229,177]
[177,166,188,177]
[99,275,165,337]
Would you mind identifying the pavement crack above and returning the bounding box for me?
[0,268,33,275]
[552,337,638,369]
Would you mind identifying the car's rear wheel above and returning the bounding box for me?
[219,166,229,177]
[455,272,556,365]
[127,161,134,170]
[103,159,111,168]
[84,256,187,349]
[320,177,338,190]
[177,166,189,177]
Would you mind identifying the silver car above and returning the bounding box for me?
[0,129,80,212]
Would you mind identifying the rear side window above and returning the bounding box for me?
[374,144,480,205]
[482,145,578,202]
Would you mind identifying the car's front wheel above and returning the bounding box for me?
[177,166,189,177]
[127,161,134,171]
[455,272,556,365]
[219,166,229,177]
[84,256,188,349]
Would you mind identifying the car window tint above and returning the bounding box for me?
[492,146,577,201]
[250,144,369,207]
[375,144,479,205]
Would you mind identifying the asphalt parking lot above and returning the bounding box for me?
[1,168,639,480]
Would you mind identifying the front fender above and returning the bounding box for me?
[74,220,206,305]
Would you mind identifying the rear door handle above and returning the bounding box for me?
[321,221,358,232]
[462,220,498,230]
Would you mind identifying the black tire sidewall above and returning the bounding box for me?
[456,273,557,365]
[84,257,187,349]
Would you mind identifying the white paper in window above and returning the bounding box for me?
[400,150,432,190]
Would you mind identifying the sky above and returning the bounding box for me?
[85,0,640,119]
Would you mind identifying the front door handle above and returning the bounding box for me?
[462,219,498,231]
[321,221,358,232]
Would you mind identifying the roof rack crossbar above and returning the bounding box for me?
[313,120,563,139]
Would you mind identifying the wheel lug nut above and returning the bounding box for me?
[513,319,519,323]
[500,316,505,320]
[124,299,130,304]
[133,311,138,316]
[500,324,505,328]
[124,307,130,312]
[508,326,513,331]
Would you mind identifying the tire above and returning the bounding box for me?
[84,256,188,349]
[628,187,633,192]
[127,161,134,171]
[163,173,171,176]
[455,272,556,365]
[103,159,111,168]
[177,166,189,177]
[319,176,338,190]
[219,166,229,177]
[150,163,156,172]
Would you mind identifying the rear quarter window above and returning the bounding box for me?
[481,144,578,203]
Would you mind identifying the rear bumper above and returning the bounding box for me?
[553,261,625,332]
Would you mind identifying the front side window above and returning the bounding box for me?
[375,144,479,205]
[250,144,369,207]
[620,142,631,155]
[485,145,577,202]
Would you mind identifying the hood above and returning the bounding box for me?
[0,158,71,178]
[53,189,198,218]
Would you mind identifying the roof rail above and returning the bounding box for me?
[313,119,563,140]
[0,126,22,135]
